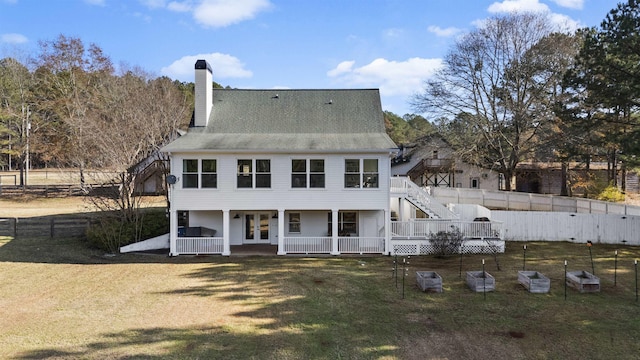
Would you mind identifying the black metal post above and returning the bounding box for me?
[459,249,463,278]
[523,244,527,271]
[614,250,618,286]
[482,258,486,300]
[564,260,567,301]
[635,260,638,302]
[394,255,398,288]
[587,241,595,275]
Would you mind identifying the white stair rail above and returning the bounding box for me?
[391,177,458,219]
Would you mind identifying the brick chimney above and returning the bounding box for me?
[194,59,212,127]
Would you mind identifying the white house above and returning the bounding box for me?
[160,60,398,256]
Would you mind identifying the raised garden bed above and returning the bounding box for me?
[566,270,600,293]
[466,271,495,292]
[518,270,550,293]
[416,271,443,293]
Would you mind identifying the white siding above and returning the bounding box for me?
[169,152,391,212]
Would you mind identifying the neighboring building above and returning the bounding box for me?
[391,135,501,191]
[161,60,398,256]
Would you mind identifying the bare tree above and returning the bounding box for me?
[412,13,579,190]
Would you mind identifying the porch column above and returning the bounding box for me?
[222,210,231,256]
[169,209,177,256]
[277,209,285,255]
[331,209,339,255]
[384,209,391,255]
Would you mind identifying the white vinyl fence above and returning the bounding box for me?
[492,211,640,245]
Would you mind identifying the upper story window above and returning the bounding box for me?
[182,159,217,189]
[292,159,325,188]
[201,159,217,188]
[344,159,378,188]
[238,159,271,188]
[182,159,199,188]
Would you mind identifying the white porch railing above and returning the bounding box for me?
[281,236,386,254]
[391,219,503,240]
[176,237,224,255]
[282,237,332,254]
[338,237,385,254]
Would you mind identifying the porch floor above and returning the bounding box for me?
[230,244,278,256]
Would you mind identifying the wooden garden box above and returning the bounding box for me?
[416,271,443,293]
[518,271,550,293]
[466,271,495,292]
[566,270,600,293]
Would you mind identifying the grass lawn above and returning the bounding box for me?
[0,194,639,359]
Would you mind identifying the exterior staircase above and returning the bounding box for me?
[390,177,458,219]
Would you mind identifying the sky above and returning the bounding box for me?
[0,0,621,116]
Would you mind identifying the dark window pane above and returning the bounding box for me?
[202,159,216,172]
[237,174,252,188]
[310,174,324,188]
[292,159,306,172]
[256,159,270,172]
[363,159,378,172]
[202,174,217,188]
[292,174,306,188]
[256,174,271,188]
[364,174,378,188]
[183,174,198,188]
[345,174,360,188]
[345,159,359,173]
[310,159,324,172]
[183,159,198,173]
[238,160,251,175]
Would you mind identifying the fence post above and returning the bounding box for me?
[13,218,18,238]
[50,218,55,238]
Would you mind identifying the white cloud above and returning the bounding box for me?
[327,57,442,97]
[161,53,253,80]
[139,0,167,8]
[192,0,271,28]
[488,0,549,13]
[427,25,462,37]
[1,33,28,44]
[551,0,584,9]
[486,0,583,31]
[167,1,191,12]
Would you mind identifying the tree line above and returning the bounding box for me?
[409,1,639,194]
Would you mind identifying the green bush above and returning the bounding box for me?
[597,185,625,202]
[86,209,169,253]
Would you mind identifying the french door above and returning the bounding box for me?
[244,213,270,244]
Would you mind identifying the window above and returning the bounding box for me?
[363,159,378,188]
[288,213,301,233]
[344,159,378,188]
[182,159,198,188]
[292,159,325,188]
[237,160,252,188]
[291,159,306,188]
[310,160,325,188]
[328,211,358,236]
[344,159,360,188]
[238,159,271,188]
[256,159,271,188]
[471,177,479,189]
[201,159,217,188]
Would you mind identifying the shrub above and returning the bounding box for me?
[86,209,168,253]
[597,185,625,202]
[429,228,463,256]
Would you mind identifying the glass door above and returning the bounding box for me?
[244,213,270,243]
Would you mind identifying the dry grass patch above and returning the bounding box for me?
[1,232,639,359]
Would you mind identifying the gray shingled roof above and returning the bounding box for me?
[162,89,398,153]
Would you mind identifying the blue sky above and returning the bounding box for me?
[0,0,620,116]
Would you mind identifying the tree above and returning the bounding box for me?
[412,13,579,190]
[0,57,35,185]
[561,0,640,189]
[33,35,114,188]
